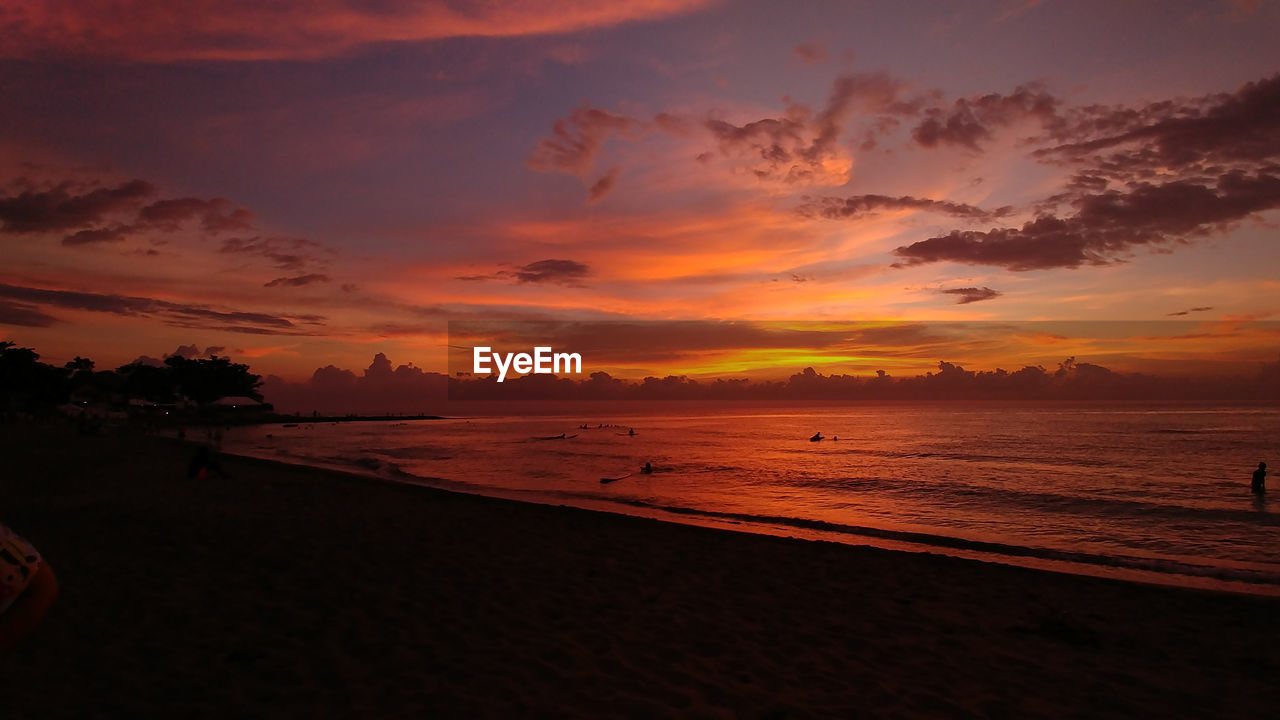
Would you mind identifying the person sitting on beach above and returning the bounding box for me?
[1252,462,1267,493]
[188,445,229,480]
[0,522,58,656]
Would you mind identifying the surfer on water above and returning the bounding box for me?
[1253,462,1267,493]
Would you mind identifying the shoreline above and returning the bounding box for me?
[5,424,1280,717]
[225,441,1280,598]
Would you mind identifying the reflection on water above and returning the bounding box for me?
[224,404,1280,591]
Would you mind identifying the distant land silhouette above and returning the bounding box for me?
[4,343,1277,418]
[262,352,1280,415]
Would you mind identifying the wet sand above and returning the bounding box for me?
[3,423,1278,718]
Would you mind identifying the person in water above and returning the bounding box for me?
[1252,462,1267,493]
[641,461,653,474]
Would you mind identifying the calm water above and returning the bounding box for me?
[222,404,1280,593]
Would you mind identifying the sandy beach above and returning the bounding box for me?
[3,423,1279,718]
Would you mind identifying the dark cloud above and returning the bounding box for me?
[792,42,827,64]
[587,167,620,203]
[219,236,332,271]
[1038,74,1280,174]
[263,273,332,288]
[0,173,273,258]
[0,283,162,316]
[911,84,1059,150]
[800,194,1013,220]
[1167,306,1214,316]
[894,74,1280,273]
[704,83,849,183]
[528,105,638,175]
[138,197,253,232]
[0,299,59,327]
[458,259,591,286]
[61,224,133,246]
[0,283,322,335]
[895,170,1280,270]
[125,354,165,368]
[164,344,228,358]
[182,325,301,335]
[268,351,1278,408]
[513,259,590,285]
[0,179,153,234]
[941,287,1002,304]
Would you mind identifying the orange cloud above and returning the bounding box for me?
[0,0,719,62]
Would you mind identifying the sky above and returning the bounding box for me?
[1,0,1279,383]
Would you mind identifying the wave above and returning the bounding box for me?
[819,446,1118,468]
[767,471,1280,527]
[912,481,1280,527]
[585,497,1280,587]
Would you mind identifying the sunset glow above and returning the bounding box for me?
[5,7,1280,714]
[2,0,1278,387]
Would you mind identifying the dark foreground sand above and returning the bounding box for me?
[3,424,1279,718]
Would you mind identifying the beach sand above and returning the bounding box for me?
[3,423,1279,718]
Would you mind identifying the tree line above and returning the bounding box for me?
[0,341,264,416]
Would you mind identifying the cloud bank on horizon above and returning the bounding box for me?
[1,0,1278,380]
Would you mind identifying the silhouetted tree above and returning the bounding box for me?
[163,355,263,405]
[116,362,177,403]
[64,356,95,375]
[0,343,69,413]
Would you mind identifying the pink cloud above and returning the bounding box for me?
[587,167,622,203]
[0,0,719,62]
[791,42,828,64]
[528,106,641,175]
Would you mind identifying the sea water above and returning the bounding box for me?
[221,404,1280,594]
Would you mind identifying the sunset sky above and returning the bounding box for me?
[2,0,1279,382]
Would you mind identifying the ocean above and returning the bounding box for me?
[220,404,1280,594]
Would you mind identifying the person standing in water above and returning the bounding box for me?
[1252,462,1267,493]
